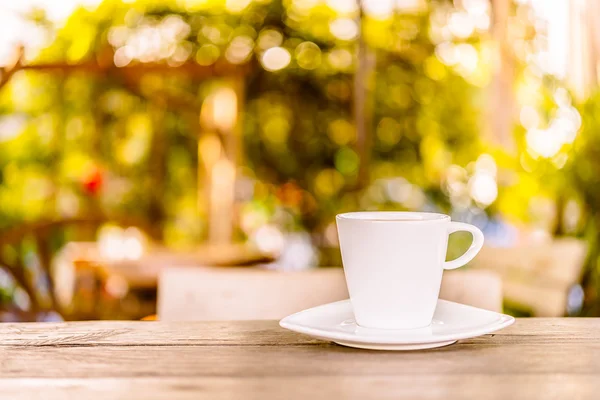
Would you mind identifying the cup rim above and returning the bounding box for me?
[336,211,450,222]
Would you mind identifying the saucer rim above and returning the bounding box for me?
[279,299,515,345]
[333,339,457,350]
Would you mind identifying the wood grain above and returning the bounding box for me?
[2,376,600,400]
[0,319,599,399]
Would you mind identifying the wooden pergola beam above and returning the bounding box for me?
[0,46,24,91]
[0,42,251,94]
[19,60,251,78]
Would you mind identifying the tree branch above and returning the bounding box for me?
[0,46,24,91]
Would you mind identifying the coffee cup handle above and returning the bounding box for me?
[443,222,484,270]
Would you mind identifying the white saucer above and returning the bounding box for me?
[280,299,514,350]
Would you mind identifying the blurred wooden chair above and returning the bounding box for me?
[157,267,502,321]
[470,238,587,316]
[0,216,153,321]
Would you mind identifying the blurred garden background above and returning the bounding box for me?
[0,0,598,321]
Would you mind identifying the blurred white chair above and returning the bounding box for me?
[157,267,502,321]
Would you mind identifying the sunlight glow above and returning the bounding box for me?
[212,88,238,132]
[0,0,105,65]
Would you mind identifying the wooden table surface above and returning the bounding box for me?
[1,319,599,399]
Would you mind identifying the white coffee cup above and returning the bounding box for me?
[336,211,484,330]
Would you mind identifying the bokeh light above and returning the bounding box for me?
[295,42,322,70]
[201,88,238,132]
[98,226,146,261]
[196,44,220,65]
[261,46,291,71]
[257,29,283,50]
[225,0,252,13]
[448,12,474,39]
[252,225,285,253]
[362,0,394,20]
[326,0,358,15]
[520,106,540,130]
[225,36,254,64]
[329,18,358,41]
[327,48,352,71]
[469,171,497,207]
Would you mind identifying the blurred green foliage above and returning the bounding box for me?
[2,0,600,315]
[0,0,489,249]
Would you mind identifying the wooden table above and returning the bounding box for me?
[68,242,275,289]
[1,319,599,399]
